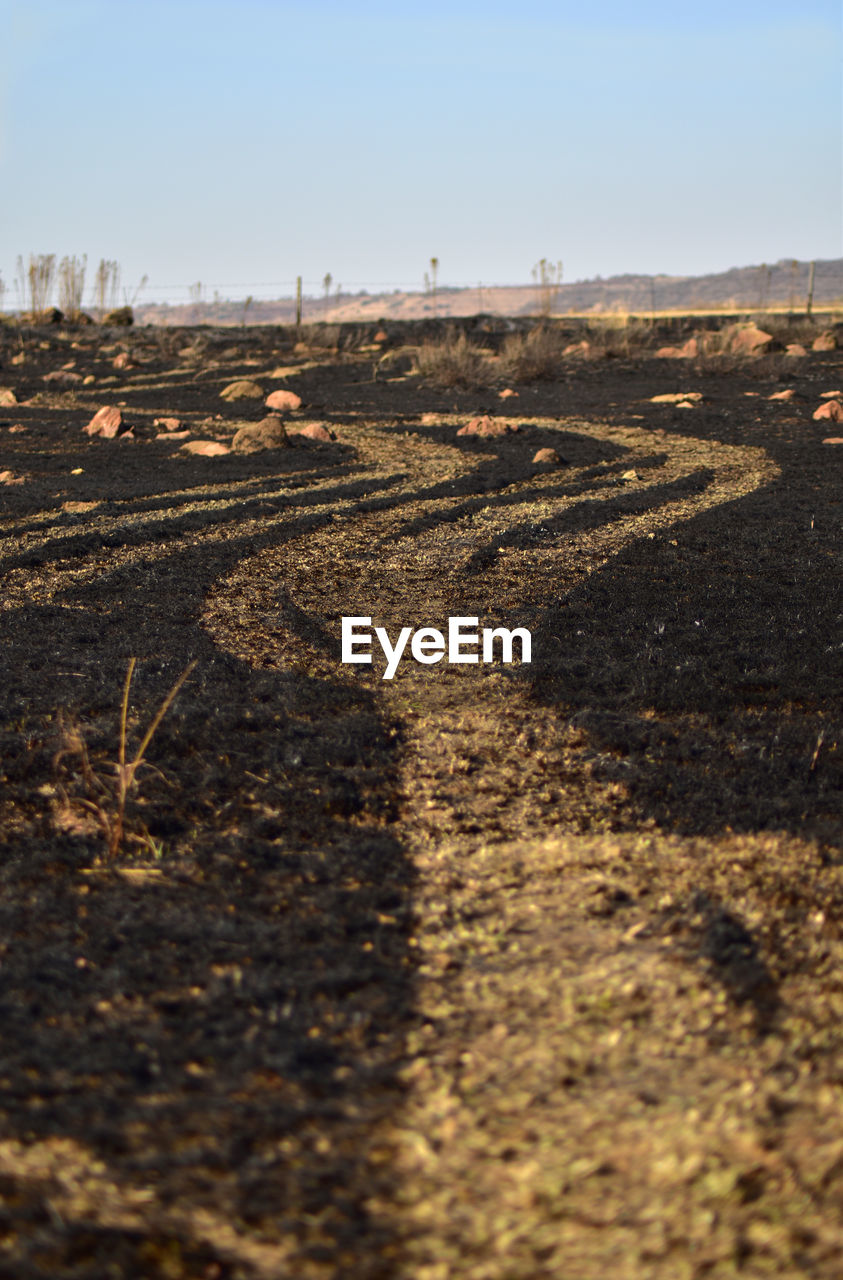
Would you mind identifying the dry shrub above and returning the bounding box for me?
[585,315,654,359]
[500,326,569,381]
[414,330,491,388]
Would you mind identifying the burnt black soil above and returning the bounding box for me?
[0,319,841,1278]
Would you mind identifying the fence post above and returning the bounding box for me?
[805,261,815,317]
[296,276,302,328]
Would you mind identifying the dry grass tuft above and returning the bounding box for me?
[52,657,197,858]
[500,325,569,381]
[414,330,492,389]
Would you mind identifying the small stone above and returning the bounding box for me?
[813,400,843,422]
[156,430,190,440]
[84,405,123,437]
[220,379,264,401]
[532,448,565,466]
[784,343,808,358]
[154,416,182,431]
[812,332,837,352]
[822,436,843,444]
[10,353,25,366]
[675,400,696,409]
[291,423,333,442]
[820,389,843,398]
[768,389,795,401]
[231,415,290,453]
[620,469,639,481]
[112,351,136,370]
[650,392,703,403]
[725,324,772,356]
[456,416,520,437]
[499,388,518,399]
[180,440,231,456]
[0,389,17,406]
[43,369,83,385]
[374,329,389,342]
[563,340,591,357]
[83,374,96,385]
[0,470,24,485]
[265,389,303,411]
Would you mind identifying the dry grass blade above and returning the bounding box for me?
[107,657,198,857]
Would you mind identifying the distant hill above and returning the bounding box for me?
[136,258,843,326]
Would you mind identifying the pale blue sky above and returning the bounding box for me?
[1,0,841,304]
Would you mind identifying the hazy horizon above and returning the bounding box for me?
[2,0,841,307]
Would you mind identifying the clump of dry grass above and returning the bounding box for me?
[414,330,492,388]
[500,325,569,381]
[52,657,196,857]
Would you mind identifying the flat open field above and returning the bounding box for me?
[0,317,841,1278]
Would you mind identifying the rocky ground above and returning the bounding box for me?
[0,316,841,1278]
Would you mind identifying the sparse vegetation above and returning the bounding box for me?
[53,657,196,858]
[57,254,87,322]
[501,324,569,380]
[415,328,491,387]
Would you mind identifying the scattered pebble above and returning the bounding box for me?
[812,400,843,422]
[84,405,124,438]
[650,392,703,403]
[231,415,289,453]
[290,423,334,442]
[0,388,18,406]
[265,389,303,411]
[180,440,231,456]
[456,416,520,437]
[220,379,264,401]
[532,448,566,466]
[768,389,795,401]
[785,344,808,358]
[821,437,843,445]
[154,417,182,431]
[499,388,518,399]
[813,332,837,352]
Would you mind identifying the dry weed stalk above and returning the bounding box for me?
[54,658,197,857]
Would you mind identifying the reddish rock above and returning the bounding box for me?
[456,416,520,438]
[650,392,703,403]
[822,436,843,444]
[84,405,124,438]
[292,423,334,442]
[532,448,565,466]
[821,389,843,397]
[725,324,772,356]
[374,329,388,342]
[220,379,264,401]
[112,351,135,370]
[0,388,17,406]
[813,399,843,422]
[154,416,182,432]
[180,440,231,456]
[785,343,808,358]
[768,389,795,401]
[0,470,24,485]
[231,416,290,453]
[498,388,518,399]
[156,430,190,440]
[265,389,303,412]
[655,342,692,359]
[812,332,837,352]
[563,340,591,357]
